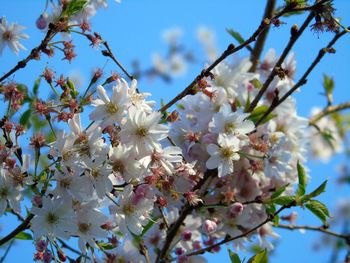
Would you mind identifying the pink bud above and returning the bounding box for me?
[36,14,48,30]
[203,219,217,235]
[227,203,244,218]
[43,250,52,263]
[181,230,192,241]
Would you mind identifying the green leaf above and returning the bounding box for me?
[301,180,328,202]
[273,214,280,226]
[15,231,33,240]
[33,77,41,96]
[249,105,276,125]
[305,199,330,224]
[97,242,115,250]
[19,109,32,128]
[226,28,245,44]
[271,184,290,199]
[268,195,295,206]
[248,249,268,263]
[176,103,184,110]
[228,248,241,263]
[141,219,156,237]
[296,162,307,197]
[62,0,88,17]
[323,74,335,94]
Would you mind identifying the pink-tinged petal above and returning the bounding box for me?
[207,144,219,155]
[206,155,220,170]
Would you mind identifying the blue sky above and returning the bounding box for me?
[1,0,350,262]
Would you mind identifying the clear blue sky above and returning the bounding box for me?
[1,0,350,262]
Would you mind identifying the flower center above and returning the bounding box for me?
[59,178,71,189]
[91,168,100,178]
[3,31,13,41]
[220,147,234,159]
[78,222,91,234]
[46,212,59,225]
[224,122,236,134]
[0,187,9,199]
[123,203,135,215]
[136,127,148,137]
[106,102,119,114]
[112,160,125,173]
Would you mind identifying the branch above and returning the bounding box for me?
[276,223,350,243]
[309,101,350,124]
[249,0,277,72]
[0,20,67,83]
[101,41,135,81]
[163,203,294,262]
[255,27,349,126]
[0,214,34,247]
[155,169,216,263]
[247,11,315,112]
[159,0,331,113]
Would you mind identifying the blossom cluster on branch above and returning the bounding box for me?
[0,0,350,263]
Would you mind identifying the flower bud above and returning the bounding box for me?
[203,219,217,235]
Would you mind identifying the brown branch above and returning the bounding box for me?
[249,0,277,72]
[309,101,350,124]
[159,0,331,113]
[0,20,67,83]
[255,27,349,126]
[0,214,34,247]
[247,11,315,113]
[101,41,135,81]
[276,223,350,243]
[155,169,216,263]
[162,202,294,262]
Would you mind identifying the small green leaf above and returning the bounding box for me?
[15,231,33,240]
[248,249,268,263]
[323,74,335,94]
[62,0,88,17]
[176,103,185,110]
[305,199,330,224]
[268,196,295,206]
[271,184,290,199]
[249,105,276,125]
[226,28,245,44]
[19,109,32,128]
[301,180,328,202]
[228,248,241,263]
[97,242,115,250]
[296,162,307,197]
[141,219,156,237]
[273,214,280,226]
[33,77,41,96]
[250,79,262,89]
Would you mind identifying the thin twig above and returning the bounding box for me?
[155,169,216,263]
[309,101,350,124]
[255,27,349,126]
[0,20,67,83]
[0,214,34,247]
[163,203,294,262]
[276,223,350,242]
[249,0,277,72]
[159,0,329,113]
[247,11,315,112]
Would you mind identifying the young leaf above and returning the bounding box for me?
[15,231,33,240]
[249,105,276,125]
[228,248,241,263]
[33,77,41,96]
[301,180,328,202]
[305,199,330,224]
[268,195,295,206]
[271,184,290,199]
[296,162,307,197]
[248,248,268,263]
[62,0,88,17]
[226,28,245,44]
[19,109,32,128]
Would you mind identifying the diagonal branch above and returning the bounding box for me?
[249,0,277,72]
[309,101,350,124]
[0,214,34,247]
[159,0,329,113]
[255,27,349,126]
